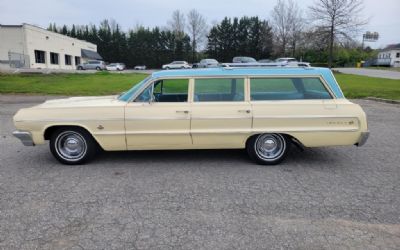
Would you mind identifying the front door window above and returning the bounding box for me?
[135,79,189,103]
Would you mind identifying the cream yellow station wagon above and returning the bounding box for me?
[13,67,369,165]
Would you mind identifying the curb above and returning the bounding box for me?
[365,97,400,105]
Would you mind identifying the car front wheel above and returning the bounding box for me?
[50,127,97,165]
[247,133,289,165]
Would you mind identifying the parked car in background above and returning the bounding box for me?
[162,61,191,70]
[289,61,311,67]
[258,59,273,63]
[106,63,126,71]
[233,56,257,63]
[13,66,369,165]
[275,57,298,63]
[134,65,147,70]
[275,58,310,67]
[193,59,219,68]
[77,60,106,70]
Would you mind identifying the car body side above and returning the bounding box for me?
[13,68,368,151]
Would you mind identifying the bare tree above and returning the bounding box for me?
[271,0,303,57]
[309,0,367,67]
[168,10,186,40]
[289,5,305,57]
[187,9,207,62]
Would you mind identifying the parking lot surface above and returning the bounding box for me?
[0,96,399,249]
[334,68,400,80]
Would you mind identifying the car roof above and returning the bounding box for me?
[151,67,344,98]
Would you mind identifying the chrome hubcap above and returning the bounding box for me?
[55,131,87,161]
[255,134,286,161]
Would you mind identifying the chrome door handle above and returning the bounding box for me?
[176,110,190,114]
[238,110,251,114]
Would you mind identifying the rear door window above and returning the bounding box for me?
[194,78,245,102]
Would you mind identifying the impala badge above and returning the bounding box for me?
[97,125,104,130]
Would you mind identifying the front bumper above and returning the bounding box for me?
[356,131,370,147]
[13,130,34,146]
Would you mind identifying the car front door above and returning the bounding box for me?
[171,62,180,69]
[124,78,192,149]
[190,77,252,147]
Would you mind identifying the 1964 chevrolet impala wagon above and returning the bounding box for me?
[13,67,369,165]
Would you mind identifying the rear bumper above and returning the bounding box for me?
[13,130,34,146]
[356,131,370,147]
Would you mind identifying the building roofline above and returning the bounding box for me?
[379,43,400,52]
[380,48,400,52]
[1,23,97,48]
[0,24,23,28]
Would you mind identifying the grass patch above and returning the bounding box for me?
[0,72,148,96]
[335,73,400,100]
[0,72,399,100]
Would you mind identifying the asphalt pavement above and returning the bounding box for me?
[334,68,400,79]
[0,96,399,249]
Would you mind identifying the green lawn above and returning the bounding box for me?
[0,72,148,96]
[335,73,400,100]
[0,71,399,100]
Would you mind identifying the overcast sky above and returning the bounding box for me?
[1,0,399,48]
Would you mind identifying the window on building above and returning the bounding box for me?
[34,50,45,64]
[396,52,400,58]
[75,56,81,65]
[250,77,332,100]
[194,78,245,102]
[64,55,72,65]
[50,52,59,65]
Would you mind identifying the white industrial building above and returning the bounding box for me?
[374,44,400,67]
[0,23,102,70]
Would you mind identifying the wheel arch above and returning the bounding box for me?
[245,132,304,149]
[43,125,103,149]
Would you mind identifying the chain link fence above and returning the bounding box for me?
[0,52,30,69]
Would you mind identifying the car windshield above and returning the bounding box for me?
[118,76,151,102]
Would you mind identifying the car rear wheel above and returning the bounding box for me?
[77,66,83,70]
[50,127,97,165]
[246,133,289,165]
[96,66,101,71]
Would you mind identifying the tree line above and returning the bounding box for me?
[48,0,375,68]
[48,20,192,68]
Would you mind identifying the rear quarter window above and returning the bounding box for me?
[250,77,332,100]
